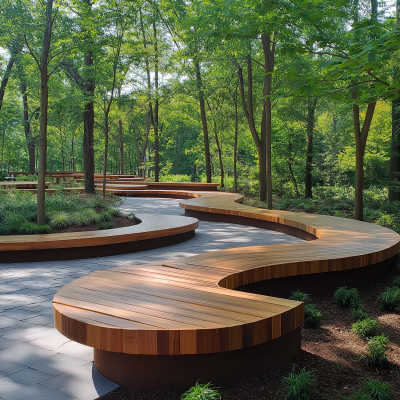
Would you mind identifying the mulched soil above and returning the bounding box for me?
[54,215,138,234]
[104,253,400,400]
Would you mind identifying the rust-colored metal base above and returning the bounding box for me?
[94,327,301,390]
[0,230,195,263]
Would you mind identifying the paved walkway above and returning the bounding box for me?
[0,198,303,400]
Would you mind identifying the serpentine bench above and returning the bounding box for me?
[53,190,400,389]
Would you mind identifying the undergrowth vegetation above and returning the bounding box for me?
[181,382,220,400]
[0,189,123,234]
[277,367,315,400]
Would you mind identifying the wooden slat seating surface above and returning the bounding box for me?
[53,190,400,361]
[0,214,198,251]
[94,183,148,191]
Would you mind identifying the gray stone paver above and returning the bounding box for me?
[0,197,303,399]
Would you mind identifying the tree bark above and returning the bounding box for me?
[389,1,400,202]
[233,88,239,193]
[352,92,376,221]
[153,18,160,182]
[0,41,22,112]
[119,119,124,174]
[195,61,212,183]
[305,98,317,198]
[37,0,53,226]
[213,120,224,188]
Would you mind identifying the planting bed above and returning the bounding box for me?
[104,254,400,400]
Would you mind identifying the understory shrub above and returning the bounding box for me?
[377,288,400,311]
[304,304,323,328]
[334,287,361,308]
[364,334,390,368]
[98,221,114,230]
[0,190,123,234]
[338,378,392,400]
[289,290,312,304]
[181,382,220,400]
[351,306,369,321]
[392,276,400,288]
[352,318,380,339]
[278,366,315,400]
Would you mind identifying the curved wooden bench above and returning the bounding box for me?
[53,190,400,389]
[0,181,51,189]
[0,214,198,263]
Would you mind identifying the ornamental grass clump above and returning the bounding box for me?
[334,287,361,308]
[377,288,400,311]
[362,378,392,400]
[352,318,380,339]
[181,382,220,400]
[289,290,312,304]
[364,334,390,368]
[392,276,400,288]
[277,366,315,400]
[351,306,369,322]
[304,304,322,329]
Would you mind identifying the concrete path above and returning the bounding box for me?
[0,198,303,400]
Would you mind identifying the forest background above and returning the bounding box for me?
[0,0,400,229]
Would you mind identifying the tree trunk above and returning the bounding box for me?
[21,82,36,175]
[305,98,317,198]
[195,61,211,183]
[153,18,160,182]
[389,1,400,202]
[389,97,400,201]
[37,0,53,226]
[233,91,239,193]
[119,119,124,174]
[103,113,109,197]
[352,92,376,221]
[213,120,224,188]
[0,41,22,112]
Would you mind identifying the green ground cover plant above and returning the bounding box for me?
[289,290,312,304]
[334,287,361,309]
[277,366,315,400]
[337,378,392,400]
[377,288,400,311]
[364,334,390,368]
[304,304,323,328]
[352,318,381,339]
[392,276,400,288]
[0,189,123,235]
[181,382,220,400]
[16,174,38,181]
[351,306,369,321]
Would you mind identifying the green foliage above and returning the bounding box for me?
[126,212,136,219]
[364,335,390,368]
[352,318,380,339]
[392,276,400,288]
[289,290,312,304]
[377,288,400,311]
[98,221,114,230]
[339,379,392,400]
[181,382,220,400]
[334,287,361,309]
[160,174,192,182]
[278,367,315,400]
[304,304,322,329]
[0,190,123,234]
[351,306,369,322]
[0,173,7,181]
[16,174,38,181]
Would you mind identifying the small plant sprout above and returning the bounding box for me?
[304,304,322,329]
[377,288,400,311]
[352,318,380,339]
[364,334,390,368]
[181,382,220,400]
[362,378,392,400]
[277,366,315,400]
[334,287,361,308]
[392,276,400,288]
[289,290,312,304]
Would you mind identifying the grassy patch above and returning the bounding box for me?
[334,287,361,309]
[364,334,390,368]
[352,318,381,339]
[278,366,315,400]
[0,189,123,235]
[181,382,220,400]
[377,287,400,311]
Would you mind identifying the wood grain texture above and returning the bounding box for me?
[53,189,400,356]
